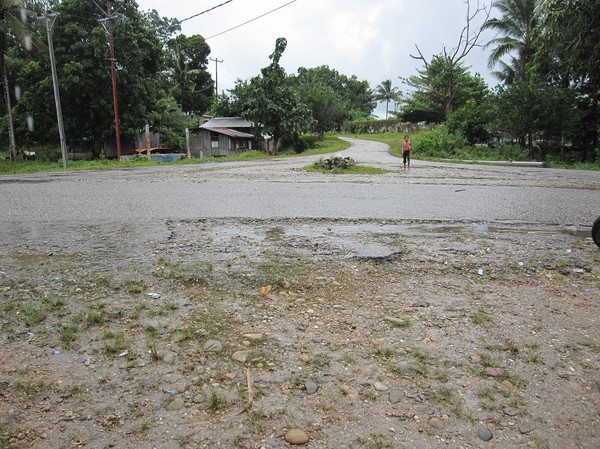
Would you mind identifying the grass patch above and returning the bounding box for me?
[471,309,492,325]
[103,330,128,355]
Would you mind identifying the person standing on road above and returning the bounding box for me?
[402,135,411,170]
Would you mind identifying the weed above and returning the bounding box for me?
[208,390,221,413]
[85,309,105,327]
[504,338,520,354]
[376,346,395,358]
[386,317,411,328]
[434,386,454,403]
[472,309,491,325]
[244,410,267,434]
[526,352,543,364]
[504,371,524,389]
[59,324,79,345]
[306,353,331,367]
[103,331,128,355]
[20,305,47,326]
[434,369,451,383]
[41,295,64,310]
[361,389,377,401]
[480,353,494,367]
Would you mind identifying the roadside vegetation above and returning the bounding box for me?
[0,0,597,173]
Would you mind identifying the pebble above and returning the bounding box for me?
[478,427,493,441]
[484,367,505,378]
[503,407,519,417]
[232,350,250,363]
[165,397,185,411]
[574,337,593,347]
[305,380,318,394]
[518,423,535,434]
[243,333,264,341]
[374,382,388,391]
[389,391,405,404]
[162,353,175,364]
[284,429,309,445]
[429,417,444,430]
[203,340,223,352]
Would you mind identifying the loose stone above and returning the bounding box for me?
[305,380,318,394]
[166,397,185,411]
[232,350,250,363]
[389,391,405,404]
[374,382,388,391]
[203,340,223,352]
[478,427,493,441]
[284,429,309,445]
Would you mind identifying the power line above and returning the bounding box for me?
[205,0,298,40]
[179,0,235,24]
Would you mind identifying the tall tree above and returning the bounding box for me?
[482,0,542,83]
[409,0,490,118]
[0,0,34,161]
[373,79,401,119]
[166,34,213,115]
[10,0,177,156]
[536,0,600,153]
[241,37,312,152]
[401,56,491,125]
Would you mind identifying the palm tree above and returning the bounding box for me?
[0,0,31,161]
[482,0,541,83]
[373,79,401,119]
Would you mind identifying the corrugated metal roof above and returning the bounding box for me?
[200,117,252,129]
[206,127,254,138]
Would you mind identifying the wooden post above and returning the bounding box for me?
[185,128,191,158]
[145,124,151,159]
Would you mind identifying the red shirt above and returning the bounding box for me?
[402,140,411,152]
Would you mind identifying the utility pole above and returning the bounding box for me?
[100,0,122,161]
[209,57,223,96]
[38,12,68,168]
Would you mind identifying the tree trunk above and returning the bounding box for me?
[0,33,16,162]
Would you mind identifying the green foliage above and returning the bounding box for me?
[373,79,401,119]
[240,38,313,152]
[400,57,492,123]
[166,34,214,115]
[494,81,581,159]
[412,125,468,158]
[482,0,542,83]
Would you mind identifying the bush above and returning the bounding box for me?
[412,125,467,158]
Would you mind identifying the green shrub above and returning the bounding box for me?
[412,125,468,158]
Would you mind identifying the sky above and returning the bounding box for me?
[135,0,499,117]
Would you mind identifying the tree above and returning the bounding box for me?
[408,0,490,118]
[482,0,542,83]
[241,38,312,152]
[9,0,180,157]
[166,34,213,115]
[495,81,579,157]
[401,56,490,124]
[536,0,600,153]
[373,79,401,119]
[0,0,35,161]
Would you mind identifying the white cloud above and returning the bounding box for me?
[136,0,498,116]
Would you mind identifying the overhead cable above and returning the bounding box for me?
[205,0,298,40]
[179,0,235,24]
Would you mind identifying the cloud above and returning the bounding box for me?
[137,0,498,116]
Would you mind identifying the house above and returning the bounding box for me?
[190,117,257,157]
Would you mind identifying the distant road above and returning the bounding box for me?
[1,137,599,228]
